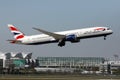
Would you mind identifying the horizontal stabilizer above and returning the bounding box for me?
[7,40,22,44]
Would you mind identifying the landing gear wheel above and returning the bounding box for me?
[104,36,106,40]
[58,42,65,47]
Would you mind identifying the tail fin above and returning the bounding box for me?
[8,24,25,40]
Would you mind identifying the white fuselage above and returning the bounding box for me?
[20,27,113,45]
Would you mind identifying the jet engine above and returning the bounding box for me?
[66,34,80,42]
[58,34,80,47]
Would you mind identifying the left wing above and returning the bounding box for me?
[33,28,65,40]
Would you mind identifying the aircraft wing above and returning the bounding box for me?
[33,28,65,40]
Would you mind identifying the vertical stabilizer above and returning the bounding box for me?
[8,24,25,40]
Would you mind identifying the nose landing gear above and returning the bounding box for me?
[104,36,106,40]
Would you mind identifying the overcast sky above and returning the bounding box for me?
[0,0,120,59]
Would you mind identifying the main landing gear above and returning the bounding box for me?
[58,40,65,47]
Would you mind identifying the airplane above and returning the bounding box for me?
[7,24,113,47]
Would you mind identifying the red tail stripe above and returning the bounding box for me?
[10,27,18,31]
[16,35,24,40]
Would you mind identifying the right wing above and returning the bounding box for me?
[33,28,66,40]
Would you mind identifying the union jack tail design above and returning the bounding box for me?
[8,24,25,40]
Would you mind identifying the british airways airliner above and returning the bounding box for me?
[7,24,113,47]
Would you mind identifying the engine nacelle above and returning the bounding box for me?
[66,34,80,42]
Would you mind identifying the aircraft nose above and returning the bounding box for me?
[110,30,113,34]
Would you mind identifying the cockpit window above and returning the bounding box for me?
[107,28,110,30]
[103,28,106,31]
